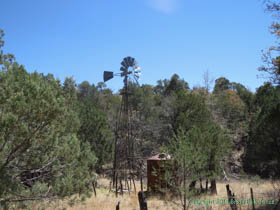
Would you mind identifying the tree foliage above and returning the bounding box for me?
[259,0,280,85]
[243,83,280,177]
[0,32,99,208]
[162,121,230,209]
[77,97,113,173]
[0,64,97,205]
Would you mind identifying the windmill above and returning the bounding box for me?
[103,56,141,196]
[103,56,141,83]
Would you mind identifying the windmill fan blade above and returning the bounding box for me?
[130,57,135,66]
[122,56,137,68]
[128,57,136,66]
[127,56,131,63]
[127,56,133,66]
[103,71,114,82]
[124,57,130,66]
[134,75,140,85]
[121,61,128,68]
[120,66,127,72]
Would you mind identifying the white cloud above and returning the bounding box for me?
[148,0,180,14]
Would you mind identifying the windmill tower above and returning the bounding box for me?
[103,56,141,196]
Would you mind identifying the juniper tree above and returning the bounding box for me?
[163,123,230,210]
[0,31,97,208]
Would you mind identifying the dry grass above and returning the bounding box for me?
[193,179,279,210]
[32,178,280,210]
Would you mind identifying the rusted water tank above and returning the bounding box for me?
[147,153,177,193]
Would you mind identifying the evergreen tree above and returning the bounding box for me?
[163,123,230,209]
[213,77,231,94]
[244,83,280,177]
[0,65,97,206]
[0,32,97,207]
[77,98,113,173]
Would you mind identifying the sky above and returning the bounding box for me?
[0,0,277,93]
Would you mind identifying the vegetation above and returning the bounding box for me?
[0,46,97,207]
[31,178,280,210]
[0,1,280,209]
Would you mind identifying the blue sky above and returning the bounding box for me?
[0,0,277,92]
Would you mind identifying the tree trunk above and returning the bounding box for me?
[92,180,97,197]
[120,178,123,195]
[210,179,217,195]
[199,178,203,193]
[133,178,136,192]
[183,160,186,210]
[115,174,118,197]
[205,179,208,193]
[140,175,143,192]
[189,180,196,191]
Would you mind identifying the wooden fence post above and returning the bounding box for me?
[226,184,237,210]
[116,201,120,210]
[274,198,280,210]
[250,188,255,210]
[138,191,148,210]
